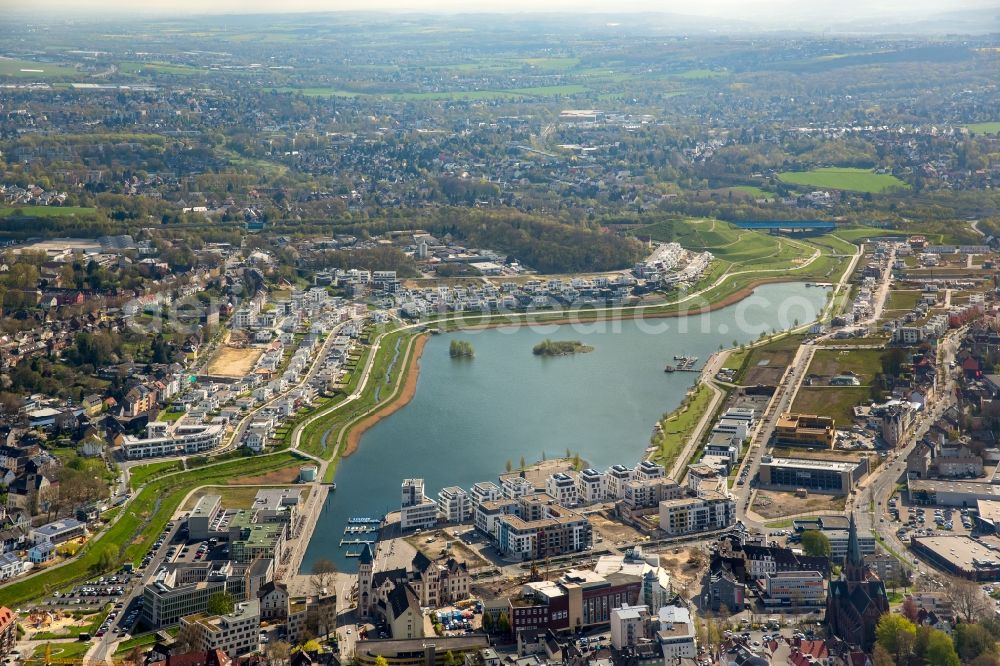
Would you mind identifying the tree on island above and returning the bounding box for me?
[532,339,594,356]
[449,339,474,358]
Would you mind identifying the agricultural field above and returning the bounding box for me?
[777,168,910,193]
[965,122,1000,135]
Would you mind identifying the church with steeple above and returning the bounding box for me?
[824,513,889,651]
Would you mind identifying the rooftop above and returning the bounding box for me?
[762,457,860,472]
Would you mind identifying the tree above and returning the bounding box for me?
[947,578,991,623]
[172,622,201,654]
[505,459,512,473]
[955,622,997,663]
[876,614,916,664]
[871,644,895,666]
[375,656,389,666]
[519,456,525,469]
[497,611,511,634]
[481,612,494,633]
[901,595,920,622]
[266,641,292,666]
[311,558,337,596]
[207,592,235,616]
[800,530,832,558]
[445,651,460,666]
[925,628,960,666]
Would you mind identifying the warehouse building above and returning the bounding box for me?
[910,536,1000,581]
[908,479,1000,507]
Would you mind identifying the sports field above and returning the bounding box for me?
[777,167,909,193]
[965,122,1000,135]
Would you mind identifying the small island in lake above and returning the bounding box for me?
[449,339,475,358]
[533,339,594,356]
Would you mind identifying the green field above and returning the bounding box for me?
[791,386,871,426]
[727,185,773,199]
[119,61,208,76]
[0,57,77,78]
[777,168,909,194]
[807,348,886,385]
[0,205,96,218]
[965,122,1000,135]
[0,452,305,608]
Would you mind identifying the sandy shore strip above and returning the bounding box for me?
[342,333,428,457]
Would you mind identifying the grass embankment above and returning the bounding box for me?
[777,167,909,193]
[298,329,422,483]
[0,452,306,609]
[128,460,184,490]
[652,384,715,470]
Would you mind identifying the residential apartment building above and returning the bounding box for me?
[577,468,605,504]
[604,464,633,500]
[632,460,665,482]
[495,494,592,561]
[470,481,502,508]
[400,478,438,531]
[121,422,225,459]
[180,599,261,658]
[658,492,735,536]
[545,473,579,507]
[656,606,697,661]
[438,486,473,523]
[501,476,536,500]
[621,478,684,512]
[0,607,15,660]
[610,604,648,650]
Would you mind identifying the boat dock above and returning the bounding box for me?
[673,356,700,372]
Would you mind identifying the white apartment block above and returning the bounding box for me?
[604,464,633,500]
[657,606,696,660]
[438,486,473,523]
[577,468,605,504]
[501,476,535,500]
[633,460,665,482]
[470,481,502,507]
[122,422,225,459]
[401,479,438,531]
[545,473,579,506]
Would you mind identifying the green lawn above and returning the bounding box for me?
[965,122,1000,135]
[777,168,909,194]
[0,57,77,78]
[0,205,96,218]
[128,460,184,490]
[791,386,871,426]
[0,452,305,608]
[807,349,885,385]
[653,384,714,470]
[727,185,773,199]
[884,290,923,312]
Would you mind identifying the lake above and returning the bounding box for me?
[301,281,829,571]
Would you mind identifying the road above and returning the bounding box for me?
[850,326,964,571]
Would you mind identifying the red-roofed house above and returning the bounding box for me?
[0,606,15,659]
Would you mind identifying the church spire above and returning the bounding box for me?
[844,512,866,582]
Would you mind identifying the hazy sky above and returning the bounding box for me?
[2,0,995,18]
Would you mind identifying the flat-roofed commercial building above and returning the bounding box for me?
[188,495,223,541]
[909,479,1000,507]
[758,456,867,494]
[773,413,836,449]
[354,635,489,666]
[911,535,1000,581]
[760,571,826,608]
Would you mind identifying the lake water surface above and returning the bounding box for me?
[301,282,829,571]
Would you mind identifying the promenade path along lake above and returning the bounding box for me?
[302,281,829,571]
